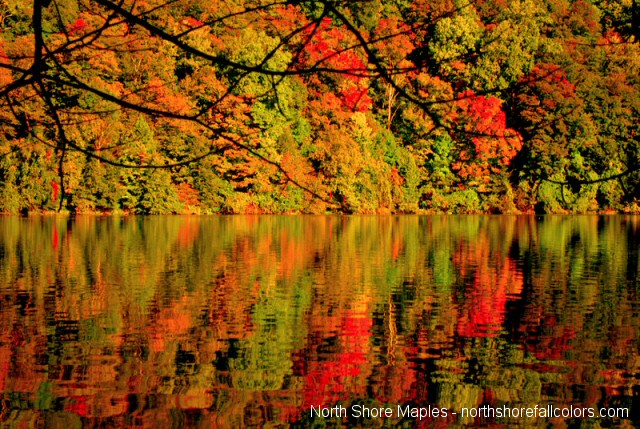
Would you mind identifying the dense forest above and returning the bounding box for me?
[1,0,639,214]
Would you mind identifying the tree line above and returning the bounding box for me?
[1,0,639,214]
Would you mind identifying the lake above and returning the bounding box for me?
[0,215,638,428]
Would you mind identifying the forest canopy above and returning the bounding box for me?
[1,0,639,214]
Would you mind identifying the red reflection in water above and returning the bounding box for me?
[299,312,372,410]
[64,395,89,416]
[454,239,523,337]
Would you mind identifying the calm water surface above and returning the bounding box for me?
[0,216,639,428]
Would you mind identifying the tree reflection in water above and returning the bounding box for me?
[0,216,638,427]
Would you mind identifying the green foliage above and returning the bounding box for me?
[72,160,123,212]
[472,0,547,90]
[426,188,484,213]
[430,3,483,65]
[135,169,182,214]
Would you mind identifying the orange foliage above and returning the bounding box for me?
[176,183,201,207]
[0,44,12,88]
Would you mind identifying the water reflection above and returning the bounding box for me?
[0,216,638,427]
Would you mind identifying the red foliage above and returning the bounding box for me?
[68,18,88,35]
[184,17,204,27]
[301,19,372,112]
[600,29,623,45]
[340,84,372,112]
[51,180,60,203]
[453,91,523,180]
[64,395,89,416]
